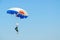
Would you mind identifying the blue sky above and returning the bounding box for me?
[0,0,60,40]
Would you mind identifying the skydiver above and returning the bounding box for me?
[15,23,19,32]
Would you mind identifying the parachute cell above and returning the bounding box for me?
[7,8,28,19]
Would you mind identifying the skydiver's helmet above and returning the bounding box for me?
[16,23,19,27]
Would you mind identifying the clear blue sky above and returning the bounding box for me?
[0,0,60,40]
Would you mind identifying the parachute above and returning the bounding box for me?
[7,8,28,33]
[7,8,28,19]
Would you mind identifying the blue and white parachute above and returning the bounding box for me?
[7,8,28,19]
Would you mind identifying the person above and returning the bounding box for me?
[15,23,19,32]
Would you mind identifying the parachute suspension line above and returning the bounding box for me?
[16,17,19,27]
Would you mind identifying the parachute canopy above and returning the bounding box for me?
[7,8,28,19]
